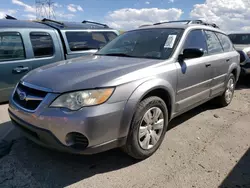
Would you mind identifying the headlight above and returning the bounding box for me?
[50,88,114,111]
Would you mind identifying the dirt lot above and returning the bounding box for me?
[0,81,249,188]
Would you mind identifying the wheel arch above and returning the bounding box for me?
[119,78,175,139]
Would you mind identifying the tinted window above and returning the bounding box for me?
[183,29,207,55]
[66,32,118,51]
[216,33,233,52]
[204,30,224,54]
[229,34,250,45]
[0,32,25,61]
[96,28,183,60]
[30,32,54,58]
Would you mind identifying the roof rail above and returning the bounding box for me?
[138,24,152,28]
[5,15,17,20]
[153,20,220,29]
[41,18,64,27]
[82,20,109,28]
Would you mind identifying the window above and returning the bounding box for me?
[96,28,184,60]
[30,32,54,58]
[183,29,207,55]
[66,32,118,51]
[0,32,25,61]
[204,30,224,54]
[228,34,250,45]
[216,33,233,52]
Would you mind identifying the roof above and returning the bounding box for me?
[0,19,116,31]
[0,19,52,29]
[37,19,115,30]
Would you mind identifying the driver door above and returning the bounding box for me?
[175,29,212,112]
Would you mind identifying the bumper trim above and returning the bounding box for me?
[8,109,126,155]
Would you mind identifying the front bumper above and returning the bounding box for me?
[8,93,127,154]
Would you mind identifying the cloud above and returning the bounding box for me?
[12,0,35,13]
[190,0,250,32]
[169,0,174,3]
[54,3,62,8]
[67,4,83,12]
[106,8,183,29]
[0,9,17,18]
[145,1,150,4]
[23,14,36,20]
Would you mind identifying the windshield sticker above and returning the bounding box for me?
[164,35,177,48]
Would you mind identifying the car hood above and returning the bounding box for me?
[22,55,163,92]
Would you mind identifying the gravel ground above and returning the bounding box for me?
[0,82,249,188]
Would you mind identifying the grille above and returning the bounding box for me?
[13,83,47,111]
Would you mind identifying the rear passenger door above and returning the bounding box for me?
[204,30,230,96]
[0,32,31,102]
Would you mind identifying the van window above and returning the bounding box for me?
[66,32,118,51]
[204,30,224,54]
[0,32,25,61]
[216,33,233,52]
[30,32,54,58]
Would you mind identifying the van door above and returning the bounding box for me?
[28,30,64,70]
[0,32,31,103]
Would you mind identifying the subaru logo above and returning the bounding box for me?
[18,91,27,101]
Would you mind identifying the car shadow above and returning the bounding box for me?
[235,75,250,90]
[219,147,250,188]
[168,101,218,131]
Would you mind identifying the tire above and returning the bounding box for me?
[217,73,236,107]
[123,96,168,160]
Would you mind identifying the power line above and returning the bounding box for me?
[35,0,56,20]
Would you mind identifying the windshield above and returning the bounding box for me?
[96,28,183,60]
[229,34,250,45]
[66,31,118,51]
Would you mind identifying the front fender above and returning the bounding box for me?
[119,78,176,138]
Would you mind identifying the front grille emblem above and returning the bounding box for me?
[18,91,27,101]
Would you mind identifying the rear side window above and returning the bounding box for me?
[0,32,25,61]
[183,29,208,55]
[30,32,54,58]
[204,30,224,54]
[216,33,233,52]
[66,32,118,51]
[229,34,250,45]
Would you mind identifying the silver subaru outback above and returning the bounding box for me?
[8,20,240,159]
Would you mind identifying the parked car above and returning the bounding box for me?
[228,33,250,75]
[9,20,240,159]
[0,19,119,103]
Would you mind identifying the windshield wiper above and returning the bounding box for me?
[98,53,134,57]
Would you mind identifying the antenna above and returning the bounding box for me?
[35,0,56,20]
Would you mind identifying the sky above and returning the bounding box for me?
[0,0,250,32]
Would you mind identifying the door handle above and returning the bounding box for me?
[226,59,230,62]
[205,63,211,67]
[13,66,29,74]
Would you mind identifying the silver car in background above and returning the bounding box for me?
[9,20,240,159]
[229,33,250,75]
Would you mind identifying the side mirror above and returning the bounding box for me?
[181,48,204,59]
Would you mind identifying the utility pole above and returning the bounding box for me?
[35,0,56,20]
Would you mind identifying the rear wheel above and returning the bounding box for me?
[217,73,235,107]
[123,96,168,160]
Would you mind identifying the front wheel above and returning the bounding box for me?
[217,73,236,107]
[123,96,168,160]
